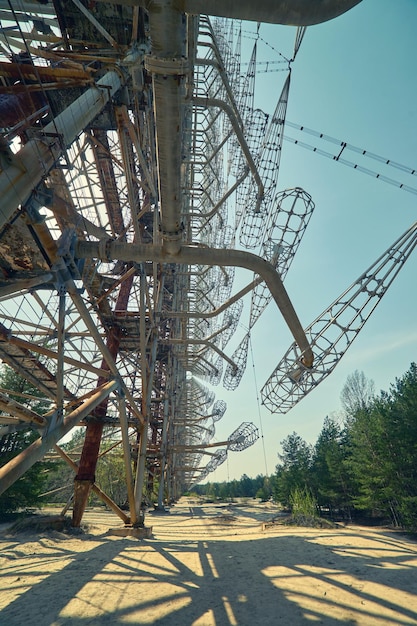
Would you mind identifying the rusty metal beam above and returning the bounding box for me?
[90,128,126,239]
[72,270,135,527]
[54,444,130,524]
[0,379,119,496]
[0,392,47,427]
[0,60,92,82]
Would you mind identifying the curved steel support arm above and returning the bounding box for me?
[76,240,314,366]
[179,0,362,25]
[93,0,362,27]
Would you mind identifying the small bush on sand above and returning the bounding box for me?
[286,487,329,527]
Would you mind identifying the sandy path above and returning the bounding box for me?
[1,499,417,625]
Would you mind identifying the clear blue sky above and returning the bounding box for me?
[203,0,417,483]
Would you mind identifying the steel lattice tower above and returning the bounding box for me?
[4,0,410,532]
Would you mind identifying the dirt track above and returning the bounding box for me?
[1,499,417,625]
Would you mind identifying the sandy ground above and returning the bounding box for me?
[1,499,417,626]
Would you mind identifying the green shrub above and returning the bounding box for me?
[289,487,319,525]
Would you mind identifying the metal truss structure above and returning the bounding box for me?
[261,222,417,413]
[2,0,413,532]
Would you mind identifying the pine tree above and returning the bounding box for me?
[0,365,52,515]
[275,432,312,506]
[311,416,353,519]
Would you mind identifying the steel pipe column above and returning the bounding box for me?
[145,0,187,254]
[0,70,124,229]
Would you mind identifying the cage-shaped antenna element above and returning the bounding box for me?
[206,448,228,473]
[227,421,259,451]
[211,399,227,422]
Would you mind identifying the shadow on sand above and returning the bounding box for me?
[1,520,417,625]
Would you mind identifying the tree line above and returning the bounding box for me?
[1,363,417,531]
[193,364,417,531]
[274,364,417,529]
[191,473,274,502]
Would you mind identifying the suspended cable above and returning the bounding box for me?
[248,332,269,477]
[286,120,416,176]
[293,26,307,59]
[284,121,417,195]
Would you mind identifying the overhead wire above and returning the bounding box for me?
[248,331,269,477]
[284,120,417,195]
